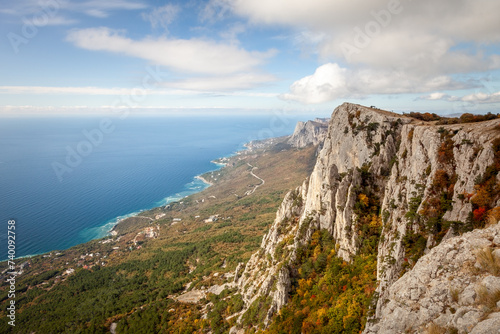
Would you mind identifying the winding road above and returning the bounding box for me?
[245,163,265,196]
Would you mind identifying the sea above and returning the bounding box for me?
[0,113,307,261]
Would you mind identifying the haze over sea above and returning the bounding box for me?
[0,114,304,260]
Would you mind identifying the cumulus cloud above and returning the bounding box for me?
[280,63,349,103]
[461,91,500,104]
[418,91,500,104]
[281,63,467,104]
[223,0,500,103]
[418,92,455,101]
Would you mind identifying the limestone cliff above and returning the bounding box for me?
[231,103,500,333]
[366,223,500,333]
[287,118,329,148]
[369,117,499,329]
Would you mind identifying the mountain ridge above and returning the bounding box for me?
[230,102,500,333]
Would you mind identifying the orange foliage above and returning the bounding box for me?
[471,186,492,208]
[358,193,369,207]
[473,207,487,221]
[432,170,450,191]
[438,138,454,164]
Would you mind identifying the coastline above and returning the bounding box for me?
[194,175,214,186]
[106,162,224,237]
[2,143,252,263]
[0,157,224,263]
[104,144,258,238]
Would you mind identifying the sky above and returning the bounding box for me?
[1,0,500,117]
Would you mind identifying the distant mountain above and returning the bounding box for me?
[287,118,329,148]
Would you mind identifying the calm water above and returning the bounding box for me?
[0,114,303,260]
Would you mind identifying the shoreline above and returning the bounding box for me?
[0,160,223,263]
[2,144,254,263]
[107,174,215,235]
[106,164,223,236]
[102,145,256,238]
[194,175,214,186]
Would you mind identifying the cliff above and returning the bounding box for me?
[287,118,329,148]
[366,223,500,333]
[231,103,500,333]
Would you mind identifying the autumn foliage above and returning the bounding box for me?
[266,230,378,334]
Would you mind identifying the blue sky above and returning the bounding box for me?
[1,0,500,116]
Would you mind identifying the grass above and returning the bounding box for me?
[426,323,447,334]
[476,284,500,309]
[475,247,500,276]
[449,286,460,303]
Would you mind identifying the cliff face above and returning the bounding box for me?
[366,223,500,333]
[232,103,500,333]
[370,118,498,325]
[287,118,329,148]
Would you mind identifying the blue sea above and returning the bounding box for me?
[0,114,305,260]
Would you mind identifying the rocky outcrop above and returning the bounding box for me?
[234,181,307,328]
[233,103,411,330]
[231,102,500,332]
[365,223,500,334]
[287,118,329,148]
[295,104,410,261]
[370,118,499,330]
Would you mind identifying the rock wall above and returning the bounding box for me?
[366,223,500,334]
[371,118,499,330]
[287,118,329,148]
[231,102,500,332]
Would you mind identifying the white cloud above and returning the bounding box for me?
[419,92,454,101]
[141,4,180,31]
[281,63,349,104]
[0,86,194,96]
[84,9,108,18]
[71,0,147,17]
[227,0,500,44]
[0,84,279,97]
[66,27,277,90]
[162,73,276,91]
[419,91,500,104]
[200,0,233,23]
[44,15,79,26]
[223,0,500,103]
[281,63,468,104]
[0,0,147,21]
[461,91,500,104]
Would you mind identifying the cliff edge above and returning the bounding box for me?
[231,103,500,333]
